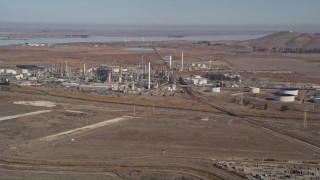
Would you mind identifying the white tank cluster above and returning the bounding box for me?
[274,88,299,102]
[0,68,35,80]
[190,76,207,85]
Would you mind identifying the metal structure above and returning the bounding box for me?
[279,88,298,96]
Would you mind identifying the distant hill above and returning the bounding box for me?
[243,31,320,49]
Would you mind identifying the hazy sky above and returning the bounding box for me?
[1,0,319,26]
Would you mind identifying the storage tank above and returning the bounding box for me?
[250,87,260,94]
[21,69,28,74]
[28,77,37,81]
[279,88,298,96]
[274,94,295,102]
[314,98,320,104]
[5,69,13,74]
[0,69,4,74]
[192,78,199,85]
[171,84,177,91]
[210,87,221,93]
[112,68,119,73]
[200,79,207,85]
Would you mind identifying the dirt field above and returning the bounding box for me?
[0,91,320,178]
[1,40,320,178]
[225,57,320,79]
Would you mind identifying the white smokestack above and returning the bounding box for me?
[83,63,86,74]
[181,52,184,70]
[169,55,172,70]
[65,61,68,77]
[148,62,151,89]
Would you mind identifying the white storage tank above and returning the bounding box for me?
[112,68,120,73]
[28,77,37,81]
[21,69,28,74]
[274,94,295,102]
[192,78,199,85]
[250,87,260,94]
[200,79,207,85]
[0,69,4,74]
[279,88,298,96]
[314,98,320,104]
[210,87,221,93]
[5,69,13,74]
[171,84,177,91]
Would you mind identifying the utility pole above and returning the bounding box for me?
[148,62,151,89]
[133,105,136,117]
[304,110,308,129]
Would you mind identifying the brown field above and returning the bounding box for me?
[0,90,320,178]
[1,38,320,178]
[225,57,320,79]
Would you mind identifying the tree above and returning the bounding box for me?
[280,105,289,111]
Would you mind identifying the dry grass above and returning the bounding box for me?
[13,87,222,113]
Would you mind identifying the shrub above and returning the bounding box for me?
[280,105,289,111]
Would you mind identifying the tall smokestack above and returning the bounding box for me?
[169,55,172,70]
[60,62,63,77]
[119,66,122,83]
[65,61,68,77]
[83,63,86,74]
[181,52,184,70]
[148,62,151,89]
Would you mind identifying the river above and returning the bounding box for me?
[0,34,265,46]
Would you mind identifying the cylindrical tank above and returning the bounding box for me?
[0,69,4,74]
[113,68,119,73]
[28,77,37,81]
[314,98,320,104]
[201,79,207,85]
[21,69,28,74]
[210,87,221,93]
[274,94,295,102]
[279,88,298,96]
[192,78,199,85]
[250,87,260,94]
[5,69,13,74]
[171,84,177,91]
